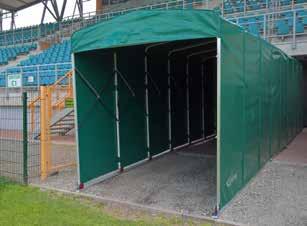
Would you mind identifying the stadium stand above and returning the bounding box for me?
[0,40,71,87]
[0,43,37,65]
[222,0,306,15]
[0,23,59,47]
[223,0,307,45]
[228,8,307,36]
[19,40,71,66]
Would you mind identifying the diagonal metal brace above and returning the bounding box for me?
[74,67,117,121]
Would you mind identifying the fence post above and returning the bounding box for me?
[22,92,28,184]
[40,86,51,180]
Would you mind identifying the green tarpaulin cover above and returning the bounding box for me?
[72,10,303,209]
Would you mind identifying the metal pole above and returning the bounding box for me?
[201,63,205,139]
[23,92,28,184]
[185,60,191,143]
[263,14,267,40]
[144,52,150,159]
[40,86,49,180]
[292,10,296,49]
[244,0,246,15]
[144,42,169,158]
[114,52,121,171]
[216,38,221,212]
[167,58,172,150]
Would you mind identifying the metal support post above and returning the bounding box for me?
[23,92,28,184]
[114,52,122,171]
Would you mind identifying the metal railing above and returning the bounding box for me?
[28,70,75,180]
[0,62,72,89]
[0,0,210,47]
[227,8,307,48]
[222,0,306,16]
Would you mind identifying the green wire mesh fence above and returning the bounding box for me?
[0,92,40,184]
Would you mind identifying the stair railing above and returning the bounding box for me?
[28,70,74,180]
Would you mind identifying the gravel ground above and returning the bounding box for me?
[220,160,307,226]
[84,150,217,216]
[30,132,307,226]
[32,139,218,216]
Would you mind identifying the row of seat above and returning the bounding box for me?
[0,40,72,87]
[223,0,306,14]
[0,23,59,47]
[230,9,307,36]
[0,43,37,65]
[19,40,71,66]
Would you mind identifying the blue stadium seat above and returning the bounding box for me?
[295,22,304,33]
[276,20,290,35]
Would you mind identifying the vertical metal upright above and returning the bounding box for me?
[201,63,205,139]
[144,52,151,159]
[216,38,221,211]
[40,86,51,180]
[113,52,122,171]
[167,58,172,150]
[185,59,191,144]
[22,92,28,184]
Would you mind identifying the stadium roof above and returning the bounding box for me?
[0,0,42,12]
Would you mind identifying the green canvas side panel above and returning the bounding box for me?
[243,34,260,182]
[189,58,203,141]
[74,51,118,184]
[220,21,244,208]
[147,49,169,156]
[259,41,272,166]
[280,53,288,149]
[117,46,147,167]
[171,57,188,147]
[270,49,282,155]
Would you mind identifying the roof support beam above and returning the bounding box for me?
[50,0,60,20]
[41,2,47,24]
[76,0,83,18]
[41,0,58,21]
[0,10,3,32]
[60,0,68,20]
[10,11,16,30]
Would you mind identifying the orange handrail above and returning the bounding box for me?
[28,70,73,134]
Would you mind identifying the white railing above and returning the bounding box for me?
[226,8,307,48]
[0,62,72,89]
[222,0,306,16]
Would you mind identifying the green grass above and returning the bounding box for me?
[0,178,212,226]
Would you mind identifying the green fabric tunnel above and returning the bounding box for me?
[71,10,303,210]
